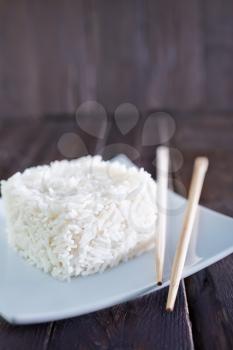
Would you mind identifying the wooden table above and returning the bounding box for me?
[0,113,232,349]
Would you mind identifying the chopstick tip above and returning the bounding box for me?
[195,157,209,172]
[166,307,173,313]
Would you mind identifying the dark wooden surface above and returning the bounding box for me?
[0,113,232,349]
[174,113,233,350]
[1,0,233,117]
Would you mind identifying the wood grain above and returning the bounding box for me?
[0,318,53,350]
[47,285,193,350]
[204,0,233,110]
[2,1,233,117]
[0,0,204,118]
[173,112,233,350]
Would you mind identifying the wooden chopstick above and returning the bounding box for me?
[156,146,169,285]
[166,157,209,311]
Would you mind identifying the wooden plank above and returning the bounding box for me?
[185,259,233,350]
[0,318,53,350]
[204,0,233,110]
[0,121,44,179]
[173,113,233,349]
[0,0,204,118]
[145,0,204,110]
[48,285,193,350]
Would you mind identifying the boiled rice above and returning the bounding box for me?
[1,155,157,280]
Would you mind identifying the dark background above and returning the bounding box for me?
[1,0,233,118]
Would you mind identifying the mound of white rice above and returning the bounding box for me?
[1,156,157,280]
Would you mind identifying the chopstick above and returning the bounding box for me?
[166,157,209,311]
[156,146,169,285]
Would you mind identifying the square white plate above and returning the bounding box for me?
[1,155,233,324]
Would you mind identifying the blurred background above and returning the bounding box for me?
[0,0,232,118]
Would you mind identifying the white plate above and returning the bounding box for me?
[1,155,233,324]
